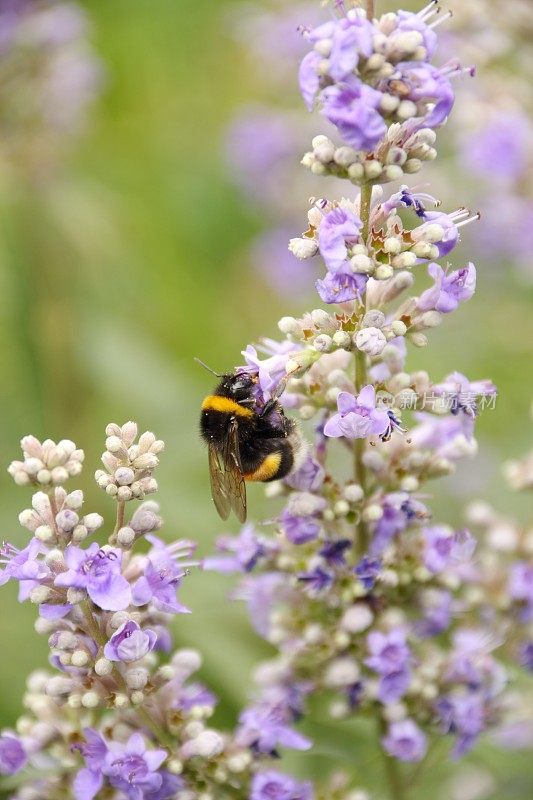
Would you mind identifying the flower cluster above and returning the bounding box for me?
[298,3,474,185]
[204,2,531,797]
[0,426,315,800]
[0,0,102,175]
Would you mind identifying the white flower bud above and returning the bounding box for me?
[117,486,133,502]
[348,163,365,180]
[350,253,374,273]
[117,527,136,546]
[311,161,326,176]
[172,649,202,673]
[115,467,135,486]
[312,134,332,150]
[51,467,69,484]
[332,330,352,349]
[45,676,74,697]
[343,483,364,502]
[67,588,87,604]
[299,405,316,421]
[362,504,383,522]
[412,223,444,244]
[114,694,130,709]
[125,667,149,689]
[313,334,333,353]
[355,327,387,357]
[334,500,350,516]
[391,320,407,336]
[182,730,224,759]
[314,142,335,163]
[324,657,360,687]
[95,658,113,676]
[385,165,404,181]
[364,160,383,179]
[277,316,301,336]
[362,310,385,328]
[71,650,89,667]
[391,252,417,268]
[288,237,318,260]
[340,603,374,633]
[382,702,407,722]
[375,264,394,280]
[397,99,417,119]
[404,158,422,173]
[308,206,323,227]
[35,525,54,543]
[334,146,358,167]
[380,93,400,113]
[29,586,52,604]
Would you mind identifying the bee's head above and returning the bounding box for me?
[218,371,257,402]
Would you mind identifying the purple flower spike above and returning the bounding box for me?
[54,543,131,611]
[103,621,157,663]
[423,526,476,573]
[0,733,27,775]
[418,262,476,313]
[0,539,49,588]
[324,386,390,440]
[382,719,427,762]
[251,770,314,800]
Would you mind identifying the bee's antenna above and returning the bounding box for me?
[194,357,223,377]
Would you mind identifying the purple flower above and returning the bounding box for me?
[132,536,194,614]
[519,642,533,672]
[318,207,362,273]
[509,562,533,619]
[462,113,530,183]
[434,371,497,418]
[396,9,438,56]
[103,621,157,663]
[370,493,428,557]
[297,566,334,597]
[436,693,486,758]
[382,719,427,762]
[238,573,287,638]
[204,524,277,573]
[237,691,311,754]
[104,734,167,800]
[423,526,476,573]
[285,455,325,492]
[299,50,322,110]
[410,412,476,459]
[251,770,314,800]
[240,338,300,403]
[319,539,351,567]
[315,271,367,304]
[321,80,387,150]
[386,61,455,128]
[172,681,217,714]
[0,539,49,597]
[0,733,27,775]
[354,556,381,590]
[324,386,390,440]
[417,262,476,313]
[73,728,108,800]
[415,589,453,638]
[366,630,411,703]
[54,543,131,611]
[280,509,321,545]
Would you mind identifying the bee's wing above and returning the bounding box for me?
[223,417,247,523]
[207,443,232,520]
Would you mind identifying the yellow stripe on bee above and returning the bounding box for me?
[244,452,282,482]
[201,395,254,418]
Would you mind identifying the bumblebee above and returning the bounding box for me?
[199,366,304,522]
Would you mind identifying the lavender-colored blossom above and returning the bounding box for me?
[396,9,438,56]
[436,693,486,758]
[366,630,411,703]
[434,371,497,417]
[103,621,157,663]
[297,565,334,597]
[509,562,533,618]
[132,536,194,614]
[54,543,131,611]
[237,691,311,754]
[315,271,367,304]
[238,573,287,638]
[319,539,351,567]
[204,524,276,573]
[320,80,387,151]
[417,262,476,313]
[423,526,476,573]
[370,493,428,557]
[410,412,476,459]
[285,455,325,492]
[251,770,314,800]
[104,734,167,800]
[519,642,533,672]
[382,719,427,762]
[386,61,455,128]
[0,539,49,599]
[240,339,301,403]
[280,509,321,545]
[354,556,381,590]
[462,113,530,182]
[318,207,362,273]
[0,733,27,775]
[324,386,390,440]
[415,589,453,638]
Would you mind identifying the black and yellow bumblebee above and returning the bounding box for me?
[199,365,304,522]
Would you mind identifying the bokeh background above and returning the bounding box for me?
[0,1,531,797]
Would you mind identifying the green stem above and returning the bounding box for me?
[114,500,126,534]
[354,183,373,556]
[379,718,407,800]
[80,600,175,750]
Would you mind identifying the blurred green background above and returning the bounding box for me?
[0,0,531,797]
